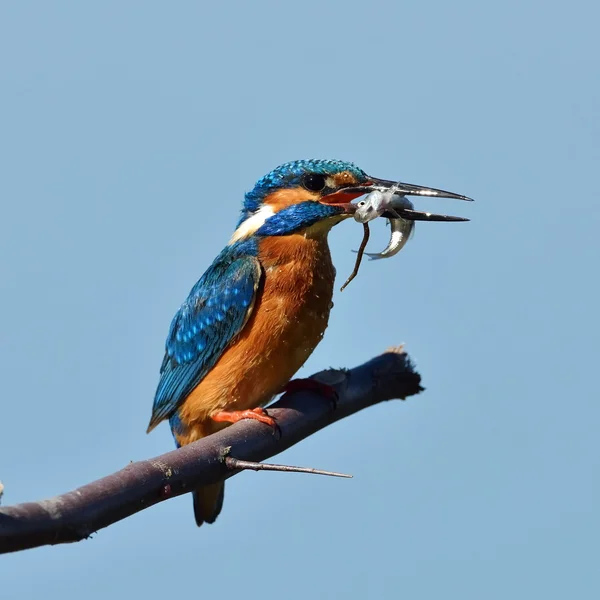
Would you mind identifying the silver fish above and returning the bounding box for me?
[366,217,414,260]
[353,189,415,259]
[353,189,392,223]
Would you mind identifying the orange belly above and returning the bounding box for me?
[175,228,336,444]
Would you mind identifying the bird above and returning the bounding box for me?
[146,159,471,526]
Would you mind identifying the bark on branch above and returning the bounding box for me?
[0,348,422,554]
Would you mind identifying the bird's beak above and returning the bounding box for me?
[324,176,473,221]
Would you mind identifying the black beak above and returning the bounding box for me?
[387,208,470,222]
[344,176,473,222]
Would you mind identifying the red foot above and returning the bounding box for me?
[212,407,277,429]
[283,378,338,407]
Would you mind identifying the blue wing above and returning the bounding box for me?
[147,251,262,432]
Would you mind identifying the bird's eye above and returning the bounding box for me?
[302,173,326,192]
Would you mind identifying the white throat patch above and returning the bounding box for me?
[229,205,276,244]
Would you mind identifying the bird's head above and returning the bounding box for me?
[230,159,471,244]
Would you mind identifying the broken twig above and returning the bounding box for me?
[224,457,352,478]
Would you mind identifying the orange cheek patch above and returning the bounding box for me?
[263,188,319,211]
[332,171,358,187]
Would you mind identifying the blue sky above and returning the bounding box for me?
[1,1,599,598]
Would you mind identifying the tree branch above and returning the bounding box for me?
[0,348,422,554]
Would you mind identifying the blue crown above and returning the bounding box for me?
[242,159,367,216]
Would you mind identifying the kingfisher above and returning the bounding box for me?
[146,159,470,526]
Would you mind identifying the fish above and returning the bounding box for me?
[353,188,415,259]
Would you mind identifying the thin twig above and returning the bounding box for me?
[224,456,352,478]
[341,222,370,291]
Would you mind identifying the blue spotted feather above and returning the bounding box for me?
[148,245,262,431]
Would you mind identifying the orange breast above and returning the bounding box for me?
[176,228,336,443]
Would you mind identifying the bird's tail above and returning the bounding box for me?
[193,482,225,527]
[168,414,227,527]
[192,481,225,527]
[191,418,226,526]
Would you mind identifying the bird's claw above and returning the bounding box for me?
[212,407,280,438]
